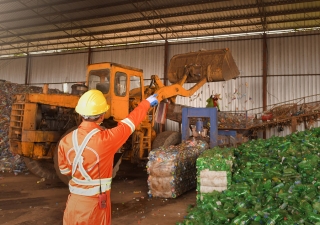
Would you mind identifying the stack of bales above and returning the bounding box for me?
[147,139,208,198]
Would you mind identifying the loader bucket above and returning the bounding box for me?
[167,48,240,83]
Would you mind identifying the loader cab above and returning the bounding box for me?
[86,63,145,121]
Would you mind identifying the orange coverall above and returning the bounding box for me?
[58,100,150,225]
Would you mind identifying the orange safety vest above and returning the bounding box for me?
[58,100,150,225]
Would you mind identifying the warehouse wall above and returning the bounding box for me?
[268,33,320,104]
[91,44,165,82]
[266,31,320,137]
[0,57,26,84]
[28,52,88,90]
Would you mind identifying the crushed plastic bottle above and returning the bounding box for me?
[37,178,45,183]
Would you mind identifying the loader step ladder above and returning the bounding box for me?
[130,122,152,163]
[9,102,25,140]
[140,123,152,160]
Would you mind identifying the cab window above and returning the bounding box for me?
[88,69,110,94]
[129,75,142,98]
[114,72,127,96]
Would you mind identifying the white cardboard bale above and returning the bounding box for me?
[200,169,227,178]
[200,176,227,187]
[199,169,228,193]
[200,186,227,193]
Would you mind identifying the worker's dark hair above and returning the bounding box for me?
[81,113,103,121]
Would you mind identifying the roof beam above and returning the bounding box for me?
[0,0,229,24]
[0,0,319,56]
[130,1,168,40]
[2,25,319,55]
[0,0,145,13]
[256,0,268,32]
[1,6,320,43]
[2,0,316,28]
[1,16,319,52]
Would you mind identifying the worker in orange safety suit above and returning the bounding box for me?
[57,89,158,225]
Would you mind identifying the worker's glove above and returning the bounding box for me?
[146,94,158,107]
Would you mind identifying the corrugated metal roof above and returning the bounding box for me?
[0,0,320,56]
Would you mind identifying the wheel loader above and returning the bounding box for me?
[8,48,239,183]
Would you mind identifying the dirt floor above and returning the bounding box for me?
[0,160,196,225]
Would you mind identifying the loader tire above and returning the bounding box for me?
[152,131,181,150]
[112,153,123,178]
[53,127,76,185]
[54,145,71,185]
[23,157,56,179]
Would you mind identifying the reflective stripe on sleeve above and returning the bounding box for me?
[60,168,71,174]
[121,118,135,133]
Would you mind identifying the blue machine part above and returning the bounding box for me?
[181,107,237,148]
[217,130,237,138]
[182,107,218,148]
[195,118,203,132]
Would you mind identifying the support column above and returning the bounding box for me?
[164,40,169,86]
[87,47,92,65]
[160,40,169,132]
[262,33,268,138]
[24,53,30,85]
[292,117,297,133]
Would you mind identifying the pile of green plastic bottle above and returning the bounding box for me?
[177,127,320,225]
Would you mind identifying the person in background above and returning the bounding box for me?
[57,89,158,225]
[206,93,221,111]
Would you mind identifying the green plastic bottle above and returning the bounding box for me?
[223,201,234,212]
[266,211,282,225]
[303,191,317,202]
[313,201,320,212]
[250,211,263,223]
[279,202,288,209]
[272,182,284,192]
[230,213,250,225]
[212,211,228,224]
[308,213,320,223]
[234,201,247,213]
[299,200,313,214]
[263,180,272,191]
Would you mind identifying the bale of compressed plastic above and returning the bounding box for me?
[196,147,234,201]
[147,139,209,198]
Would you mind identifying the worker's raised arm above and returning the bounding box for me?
[122,94,158,129]
[100,94,158,152]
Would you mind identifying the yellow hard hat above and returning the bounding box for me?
[75,90,110,116]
